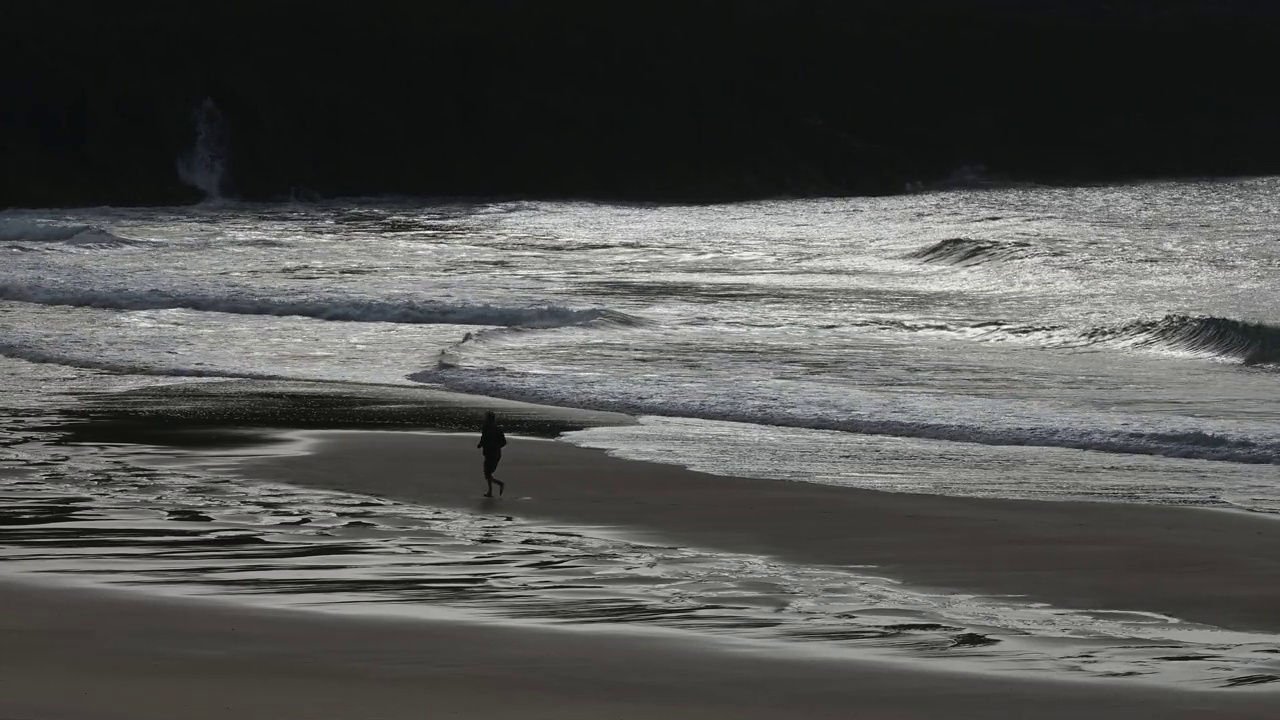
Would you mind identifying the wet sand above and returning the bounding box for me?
[240,431,1280,633]
[1,580,1276,720]
[6,425,1280,718]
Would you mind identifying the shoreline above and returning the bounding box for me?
[4,382,1280,715]
[228,429,1280,635]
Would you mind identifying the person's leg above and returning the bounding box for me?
[487,451,505,496]
[483,453,498,496]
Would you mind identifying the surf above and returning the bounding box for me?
[906,237,1037,266]
[1082,314,1280,365]
[410,365,1280,466]
[0,282,639,329]
[0,218,137,249]
[966,314,1280,366]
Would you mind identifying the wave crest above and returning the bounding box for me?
[907,238,1032,265]
[0,219,137,248]
[1083,315,1280,365]
[962,314,1280,366]
[0,282,639,329]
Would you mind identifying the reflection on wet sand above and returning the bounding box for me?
[1,439,1278,690]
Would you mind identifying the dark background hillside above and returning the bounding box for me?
[2,0,1277,207]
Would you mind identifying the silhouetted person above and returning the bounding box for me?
[478,411,507,497]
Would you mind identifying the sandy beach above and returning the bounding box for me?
[3,425,1280,718]
[2,579,1277,720]
[241,431,1280,633]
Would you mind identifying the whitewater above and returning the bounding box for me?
[2,178,1280,512]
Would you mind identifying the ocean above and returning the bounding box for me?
[2,178,1279,684]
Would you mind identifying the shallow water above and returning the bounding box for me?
[3,181,1280,504]
[1,428,1279,688]
[2,181,1280,684]
[564,417,1280,513]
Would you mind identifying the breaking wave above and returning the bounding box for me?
[0,219,137,249]
[409,367,1280,465]
[1081,315,1280,365]
[907,238,1034,265]
[0,282,639,329]
[967,314,1280,366]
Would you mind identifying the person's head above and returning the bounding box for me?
[484,411,497,425]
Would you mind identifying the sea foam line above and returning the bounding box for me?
[411,367,1280,466]
[0,282,638,328]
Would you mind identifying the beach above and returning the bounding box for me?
[2,550,1277,720]
[237,432,1280,634]
[4,187,1280,716]
[4,422,1280,719]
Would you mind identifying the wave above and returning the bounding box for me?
[826,312,1280,369]
[965,314,1280,365]
[0,343,285,380]
[1080,315,1280,365]
[0,219,137,248]
[409,367,1280,465]
[847,319,956,332]
[0,282,641,329]
[906,238,1033,265]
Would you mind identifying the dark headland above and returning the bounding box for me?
[3,0,1278,207]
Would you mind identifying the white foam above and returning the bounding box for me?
[411,366,1280,466]
[0,342,285,380]
[0,218,136,248]
[177,98,229,200]
[563,417,1280,513]
[0,282,632,328]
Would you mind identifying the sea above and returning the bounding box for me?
[2,178,1279,686]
